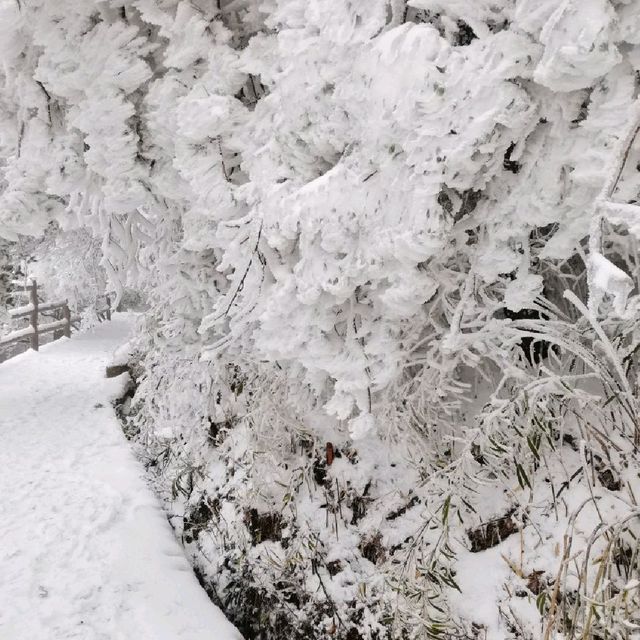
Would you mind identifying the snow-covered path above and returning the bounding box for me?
[0,316,241,640]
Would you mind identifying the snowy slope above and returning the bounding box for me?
[0,315,241,640]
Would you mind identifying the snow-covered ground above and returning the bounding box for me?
[0,315,241,640]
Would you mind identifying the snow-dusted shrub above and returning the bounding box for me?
[0,237,17,333]
[3,0,640,638]
[29,224,108,317]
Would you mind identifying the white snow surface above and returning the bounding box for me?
[0,314,242,640]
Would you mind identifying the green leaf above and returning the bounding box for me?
[516,462,532,490]
[442,495,451,525]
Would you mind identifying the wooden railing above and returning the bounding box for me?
[0,280,111,352]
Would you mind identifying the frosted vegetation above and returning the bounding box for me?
[2,0,640,638]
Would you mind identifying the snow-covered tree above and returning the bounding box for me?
[3,0,640,638]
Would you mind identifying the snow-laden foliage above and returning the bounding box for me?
[0,237,15,329]
[3,0,640,638]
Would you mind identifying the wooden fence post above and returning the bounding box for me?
[29,280,39,351]
[63,304,71,338]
